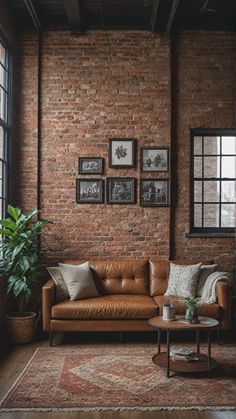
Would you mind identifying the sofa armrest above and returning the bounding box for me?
[42,279,56,332]
[216,281,231,330]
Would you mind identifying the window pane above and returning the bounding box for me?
[0,198,3,219]
[194,204,202,227]
[204,136,220,155]
[0,178,3,197]
[204,180,220,202]
[222,181,236,202]
[0,161,3,197]
[0,43,6,66]
[0,126,4,159]
[221,204,236,227]
[194,137,202,155]
[194,157,202,177]
[203,204,219,227]
[222,156,236,178]
[194,181,202,202]
[204,156,220,178]
[0,86,7,121]
[222,136,236,155]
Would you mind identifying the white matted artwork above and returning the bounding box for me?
[109,139,135,168]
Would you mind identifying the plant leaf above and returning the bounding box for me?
[7,205,21,221]
[0,228,12,235]
[0,219,16,231]
[12,243,25,260]
[18,256,30,274]
[25,209,39,222]
[13,280,29,298]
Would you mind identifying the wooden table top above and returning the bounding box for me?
[148,315,219,330]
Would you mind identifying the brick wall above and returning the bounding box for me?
[17,31,171,262]
[173,31,236,269]
[15,30,236,269]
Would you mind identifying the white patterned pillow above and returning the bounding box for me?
[165,263,202,298]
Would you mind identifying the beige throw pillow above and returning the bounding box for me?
[58,262,99,301]
[196,264,218,296]
[47,267,69,302]
[165,263,202,298]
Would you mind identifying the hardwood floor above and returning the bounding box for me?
[0,333,235,419]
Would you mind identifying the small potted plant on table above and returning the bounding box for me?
[184,297,200,324]
[0,205,51,343]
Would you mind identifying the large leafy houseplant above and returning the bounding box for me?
[0,205,51,323]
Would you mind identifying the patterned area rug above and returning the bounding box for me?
[0,344,236,412]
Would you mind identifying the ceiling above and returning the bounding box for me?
[8,0,236,35]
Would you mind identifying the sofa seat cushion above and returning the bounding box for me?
[52,295,158,320]
[153,295,221,320]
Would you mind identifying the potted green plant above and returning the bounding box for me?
[0,205,52,343]
[184,297,200,324]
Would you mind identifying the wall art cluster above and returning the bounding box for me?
[76,139,170,207]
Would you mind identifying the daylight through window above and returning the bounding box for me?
[190,129,236,234]
[0,34,10,220]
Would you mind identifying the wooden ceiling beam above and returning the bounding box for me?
[165,0,180,36]
[64,0,84,34]
[150,0,160,32]
[24,0,42,33]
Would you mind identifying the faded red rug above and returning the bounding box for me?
[0,344,236,412]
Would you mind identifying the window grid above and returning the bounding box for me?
[190,129,236,234]
[0,34,10,221]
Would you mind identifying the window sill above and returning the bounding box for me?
[186,233,235,238]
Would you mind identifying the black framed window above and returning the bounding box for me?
[0,33,11,219]
[190,128,236,234]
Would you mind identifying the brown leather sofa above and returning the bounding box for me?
[42,259,231,344]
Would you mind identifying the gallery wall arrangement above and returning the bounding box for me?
[76,139,170,207]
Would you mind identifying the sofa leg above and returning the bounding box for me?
[119,332,123,343]
[49,330,53,347]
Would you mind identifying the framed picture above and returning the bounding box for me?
[109,139,136,168]
[141,147,169,172]
[76,179,104,204]
[140,179,170,207]
[107,178,136,204]
[79,157,104,174]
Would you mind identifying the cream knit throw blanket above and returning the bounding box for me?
[200,271,230,304]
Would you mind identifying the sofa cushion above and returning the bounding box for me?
[61,259,149,296]
[153,295,221,320]
[52,295,158,320]
[58,262,99,301]
[149,258,213,297]
[165,263,201,298]
[47,267,69,302]
[196,264,218,296]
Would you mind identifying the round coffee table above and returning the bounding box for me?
[148,315,219,377]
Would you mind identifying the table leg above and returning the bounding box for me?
[167,329,170,378]
[157,328,161,354]
[208,330,211,370]
[196,329,200,354]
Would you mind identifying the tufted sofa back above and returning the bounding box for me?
[62,259,149,295]
[149,258,214,297]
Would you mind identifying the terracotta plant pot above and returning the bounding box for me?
[6,312,37,344]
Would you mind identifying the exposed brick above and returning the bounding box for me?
[14,30,236,270]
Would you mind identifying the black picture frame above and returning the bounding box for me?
[141,147,169,172]
[79,157,104,174]
[140,179,170,207]
[76,179,104,204]
[107,177,136,204]
[109,138,136,168]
